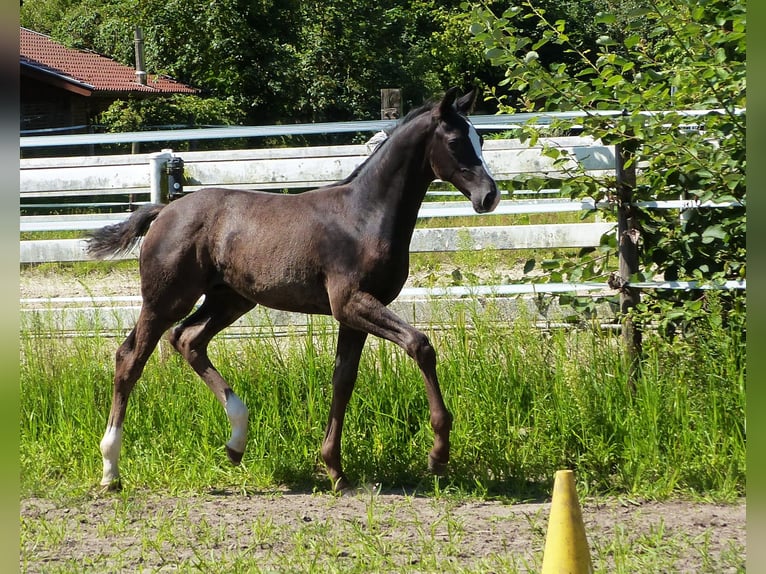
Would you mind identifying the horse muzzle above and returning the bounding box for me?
[472,179,500,214]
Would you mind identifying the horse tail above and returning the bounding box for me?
[86,203,165,259]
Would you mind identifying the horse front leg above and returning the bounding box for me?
[321,325,368,491]
[330,290,453,478]
[407,329,453,476]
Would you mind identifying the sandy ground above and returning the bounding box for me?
[21,488,745,573]
[20,266,143,300]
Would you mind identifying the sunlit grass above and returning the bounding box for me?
[20,300,745,502]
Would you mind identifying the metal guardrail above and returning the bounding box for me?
[19,108,742,148]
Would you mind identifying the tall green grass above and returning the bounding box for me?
[20,301,744,501]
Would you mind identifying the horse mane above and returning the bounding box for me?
[328,100,439,187]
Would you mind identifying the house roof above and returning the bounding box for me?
[20,27,198,96]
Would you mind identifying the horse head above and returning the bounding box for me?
[429,87,499,214]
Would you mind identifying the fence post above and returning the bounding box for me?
[149,149,174,204]
[615,137,642,390]
[381,88,402,120]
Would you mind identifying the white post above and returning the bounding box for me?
[679,192,691,225]
[149,149,174,204]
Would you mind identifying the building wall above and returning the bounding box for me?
[20,75,93,134]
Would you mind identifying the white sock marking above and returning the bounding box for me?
[100,425,122,486]
[225,392,248,454]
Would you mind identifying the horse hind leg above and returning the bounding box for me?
[100,308,177,490]
[167,287,256,465]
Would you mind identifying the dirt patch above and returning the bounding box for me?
[20,267,142,300]
[20,490,745,572]
[19,260,538,301]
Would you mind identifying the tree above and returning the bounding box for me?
[467,0,746,333]
[21,0,511,126]
[291,0,500,122]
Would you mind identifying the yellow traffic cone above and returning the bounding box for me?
[541,469,594,574]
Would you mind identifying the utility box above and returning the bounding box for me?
[167,156,186,200]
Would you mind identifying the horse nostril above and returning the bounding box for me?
[482,189,498,211]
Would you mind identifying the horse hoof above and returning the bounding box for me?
[226,446,244,465]
[331,475,352,494]
[428,455,448,476]
[99,478,122,493]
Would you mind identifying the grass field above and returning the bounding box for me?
[20,297,744,501]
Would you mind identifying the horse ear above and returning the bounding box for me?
[435,86,461,118]
[456,88,478,115]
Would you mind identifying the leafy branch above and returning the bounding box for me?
[468,0,745,332]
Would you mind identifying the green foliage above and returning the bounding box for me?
[22,0,136,62]
[134,0,304,120]
[282,0,496,121]
[98,94,246,131]
[467,0,746,329]
[21,0,505,125]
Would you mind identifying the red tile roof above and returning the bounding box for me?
[20,27,197,95]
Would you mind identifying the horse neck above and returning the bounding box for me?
[352,113,436,232]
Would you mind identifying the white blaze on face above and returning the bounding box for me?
[100,425,123,486]
[463,116,494,178]
[225,392,248,454]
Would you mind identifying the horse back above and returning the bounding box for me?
[139,187,366,312]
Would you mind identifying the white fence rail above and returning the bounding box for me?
[20,110,745,325]
[20,135,617,263]
[21,222,617,264]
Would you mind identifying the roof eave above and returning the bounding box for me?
[21,61,198,97]
[21,61,95,96]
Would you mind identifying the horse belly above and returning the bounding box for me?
[253,286,333,316]
[222,266,333,316]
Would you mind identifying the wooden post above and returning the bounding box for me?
[615,137,642,390]
[381,88,402,120]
